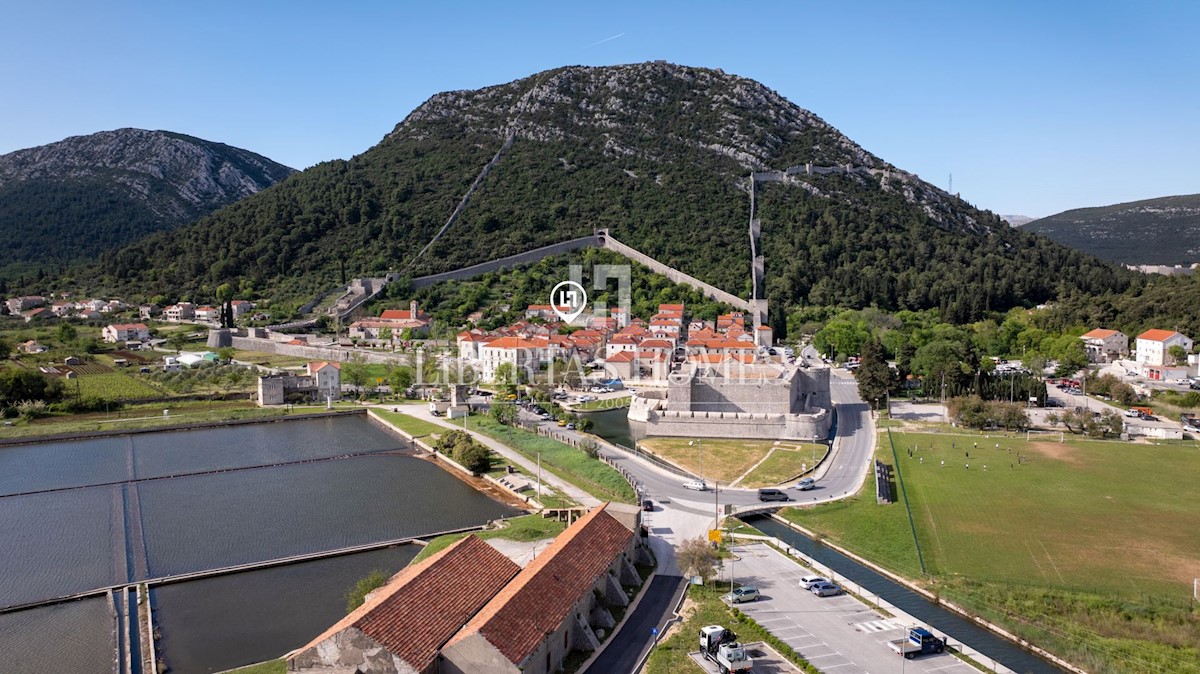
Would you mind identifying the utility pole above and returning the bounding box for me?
[537,452,542,500]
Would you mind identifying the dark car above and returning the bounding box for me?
[642,499,654,512]
[757,488,790,502]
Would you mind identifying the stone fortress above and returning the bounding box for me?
[629,361,832,441]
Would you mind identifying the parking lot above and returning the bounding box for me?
[726,544,980,674]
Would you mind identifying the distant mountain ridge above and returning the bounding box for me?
[1002,214,1035,227]
[93,62,1131,327]
[1024,194,1200,264]
[0,128,294,277]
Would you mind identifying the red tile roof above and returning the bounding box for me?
[607,351,635,363]
[448,505,634,666]
[308,361,341,372]
[1081,328,1120,340]
[1137,329,1181,342]
[296,535,519,672]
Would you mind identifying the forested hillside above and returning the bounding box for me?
[90,63,1135,331]
[0,129,294,279]
[1025,194,1200,264]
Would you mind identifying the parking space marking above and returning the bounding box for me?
[855,618,902,632]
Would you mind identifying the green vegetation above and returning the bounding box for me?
[0,129,293,283]
[738,445,820,488]
[345,569,391,613]
[638,437,774,484]
[410,514,567,565]
[372,408,448,438]
[433,429,492,473]
[784,431,1200,674]
[0,400,293,439]
[467,416,635,503]
[1025,193,1200,265]
[73,372,163,400]
[644,583,819,674]
[83,65,1131,331]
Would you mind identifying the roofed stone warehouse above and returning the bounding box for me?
[439,504,642,674]
[288,535,520,674]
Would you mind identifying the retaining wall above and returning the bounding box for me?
[230,336,403,365]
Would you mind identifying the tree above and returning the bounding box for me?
[911,340,965,397]
[677,537,719,583]
[855,337,891,407]
[342,361,369,394]
[1168,344,1188,366]
[389,365,414,396]
[216,347,235,363]
[576,417,594,433]
[0,369,64,407]
[579,438,600,459]
[1111,382,1137,405]
[57,323,77,344]
[167,331,189,353]
[490,401,519,426]
[378,326,394,351]
[345,569,390,613]
[215,283,235,303]
[494,362,519,393]
[454,440,491,473]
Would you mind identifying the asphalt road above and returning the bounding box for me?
[729,543,978,674]
[582,575,686,674]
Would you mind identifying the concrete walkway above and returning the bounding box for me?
[380,404,602,508]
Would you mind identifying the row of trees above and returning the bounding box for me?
[433,430,492,473]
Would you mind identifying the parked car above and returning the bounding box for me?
[798,575,827,590]
[683,480,709,491]
[796,478,816,491]
[723,586,760,604]
[565,423,576,430]
[642,499,654,511]
[810,581,842,597]
[757,488,790,502]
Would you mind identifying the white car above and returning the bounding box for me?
[799,575,828,590]
[796,477,816,491]
[682,480,709,491]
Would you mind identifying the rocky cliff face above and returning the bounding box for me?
[0,129,294,274]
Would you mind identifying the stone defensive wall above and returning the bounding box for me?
[642,407,830,441]
[411,235,602,289]
[228,335,401,365]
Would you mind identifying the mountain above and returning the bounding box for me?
[1001,214,1035,227]
[93,63,1133,328]
[0,128,294,278]
[1024,194,1200,265]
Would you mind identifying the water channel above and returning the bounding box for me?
[0,414,518,673]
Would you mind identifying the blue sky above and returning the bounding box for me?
[2,1,1196,217]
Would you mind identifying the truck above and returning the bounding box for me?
[699,625,753,672]
[887,626,946,659]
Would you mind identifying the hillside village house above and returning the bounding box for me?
[102,323,151,343]
[164,302,196,321]
[194,306,220,321]
[1135,329,1194,380]
[5,295,45,314]
[1135,330,1193,375]
[288,504,643,674]
[1079,328,1128,363]
[257,361,342,405]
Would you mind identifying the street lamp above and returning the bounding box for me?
[689,439,702,479]
[812,433,820,471]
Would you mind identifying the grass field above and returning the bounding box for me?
[638,438,775,484]
[0,400,294,439]
[467,416,636,503]
[783,430,1200,674]
[372,409,449,438]
[738,443,824,488]
[73,372,163,400]
[411,514,566,565]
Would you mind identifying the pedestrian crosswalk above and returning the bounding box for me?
[855,619,901,633]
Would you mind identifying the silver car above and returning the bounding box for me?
[796,477,816,491]
[810,581,842,597]
[724,585,760,603]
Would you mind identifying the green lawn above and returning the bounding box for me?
[372,409,449,438]
[467,416,636,503]
[738,444,823,488]
[411,514,566,564]
[639,438,774,484]
[784,430,1200,674]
